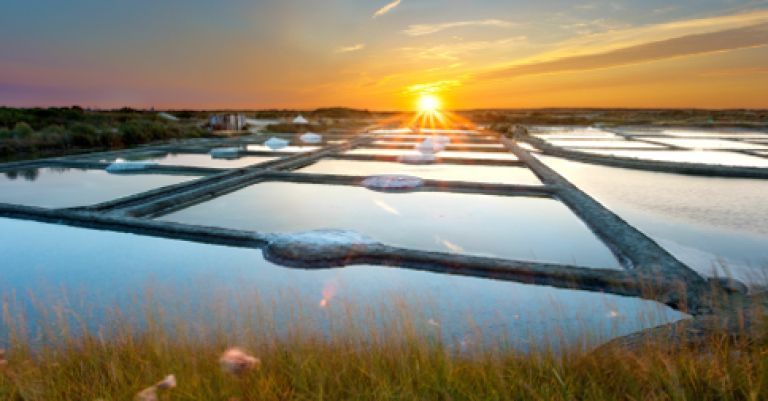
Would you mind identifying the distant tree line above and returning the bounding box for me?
[0,107,207,160]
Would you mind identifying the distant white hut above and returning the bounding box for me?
[293,115,309,125]
[158,112,178,121]
[209,114,247,131]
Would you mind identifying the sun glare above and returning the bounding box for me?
[417,95,441,112]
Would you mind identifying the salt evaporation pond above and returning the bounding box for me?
[0,217,684,349]
[539,156,768,284]
[298,159,542,185]
[160,182,620,269]
[108,152,278,168]
[346,148,520,161]
[0,167,197,208]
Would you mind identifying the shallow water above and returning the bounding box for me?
[107,152,278,168]
[372,140,505,149]
[246,145,320,153]
[578,149,768,168]
[160,182,620,269]
[0,167,197,208]
[0,217,683,348]
[346,148,520,161]
[538,155,768,283]
[548,140,664,149]
[636,137,768,151]
[297,159,542,185]
[535,133,620,140]
[532,128,617,140]
[624,129,768,139]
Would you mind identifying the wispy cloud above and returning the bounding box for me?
[480,22,768,80]
[401,36,528,61]
[336,44,366,53]
[373,0,401,18]
[405,80,462,95]
[403,19,513,36]
[698,66,768,77]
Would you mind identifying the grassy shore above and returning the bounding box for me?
[0,293,766,401]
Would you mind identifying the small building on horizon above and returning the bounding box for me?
[209,114,247,131]
[293,114,309,124]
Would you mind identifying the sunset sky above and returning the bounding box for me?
[1,0,767,110]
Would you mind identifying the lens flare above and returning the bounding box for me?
[417,95,441,112]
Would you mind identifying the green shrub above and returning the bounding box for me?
[12,122,34,138]
[119,120,151,145]
[68,122,99,147]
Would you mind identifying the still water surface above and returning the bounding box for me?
[0,217,683,348]
[0,168,196,208]
[539,155,768,283]
[160,182,621,269]
[298,159,542,185]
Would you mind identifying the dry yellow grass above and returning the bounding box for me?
[0,290,766,400]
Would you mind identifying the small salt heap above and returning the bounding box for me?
[300,132,323,144]
[264,137,290,150]
[415,136,450,154]
[106,158,157,173]
[362,174,424,190]
[398,153,436,164]
[209,147,241,159]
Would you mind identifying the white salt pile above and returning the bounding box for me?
[362,174,424,190]
[264,137,290,150]
[300,132,323,144]
[415,136,450,154]
[209,147,241,159]
[105,158,157,173]
[398,153,436,164]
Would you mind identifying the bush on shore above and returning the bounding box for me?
[0,107,207,160]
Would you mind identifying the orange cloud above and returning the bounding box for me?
[479,23,768,80]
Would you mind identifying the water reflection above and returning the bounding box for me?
[3,167,89,182]
[5,168,39,181]
[0,168,197,208]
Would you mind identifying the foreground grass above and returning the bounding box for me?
[0,296,766,401]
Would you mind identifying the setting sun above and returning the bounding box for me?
[417,95,441,112]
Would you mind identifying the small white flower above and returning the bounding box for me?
[134,373,177,401]
[156,374,177,390]
[134,386,158,401]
